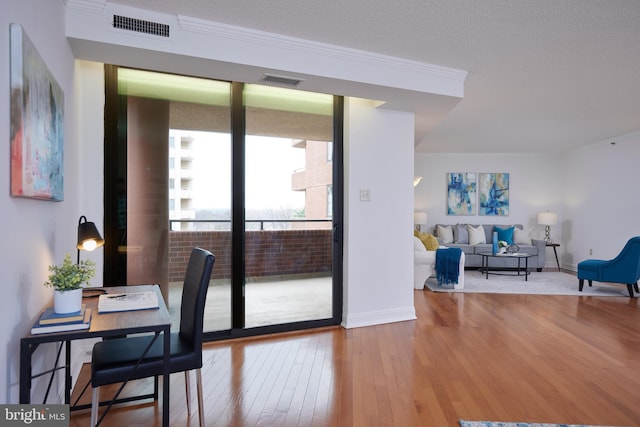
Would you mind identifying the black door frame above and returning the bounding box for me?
[104,65,344,341]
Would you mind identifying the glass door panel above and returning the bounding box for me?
[116,69,231,332]
[243,84,334,328]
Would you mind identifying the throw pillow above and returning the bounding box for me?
[494,226,515,244]
[467,224,486,245]
[436,225,453,244]
[423,233,439,250]
[414,231,440,251]
[514,227,533,244]
[454,224,469,244]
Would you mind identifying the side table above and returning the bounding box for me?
[546,243,560,271]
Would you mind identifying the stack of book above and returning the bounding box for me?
[31,304,92,335]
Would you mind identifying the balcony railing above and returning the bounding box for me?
[166,220,333,282]
[169,218,331,231]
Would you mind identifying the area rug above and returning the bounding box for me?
[459,420,624,427]
[426,270,629,297]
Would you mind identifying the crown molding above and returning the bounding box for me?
[65,0,106,14]
[177,15,467,83]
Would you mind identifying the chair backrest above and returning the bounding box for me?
[179,247,215,351]
[607,236,640,282]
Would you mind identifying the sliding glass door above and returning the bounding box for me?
[104,66,342,337]
[243,84,334,328]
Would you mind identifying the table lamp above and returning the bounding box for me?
[77,215,105,263]
[537,211,557,243]
[414,211,428,232]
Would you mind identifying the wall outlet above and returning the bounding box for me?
[359,188,371,201]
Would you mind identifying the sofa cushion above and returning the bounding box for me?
[454,224,469,244]
[470,244,491,256]
[514,227,533,244]
[467,225,486,245]
[451,244,474,255]
[436,225,454,244]
[494,226,515,245]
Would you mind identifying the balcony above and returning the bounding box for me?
[167,219,332,282]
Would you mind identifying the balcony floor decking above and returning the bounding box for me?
[168,276,333,331]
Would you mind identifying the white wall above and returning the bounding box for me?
[343,98,416,328]
[562,132,640,270]
[414,153,564,268]
[1,0,80,404]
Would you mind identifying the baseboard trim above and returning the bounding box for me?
[341,306,416,329]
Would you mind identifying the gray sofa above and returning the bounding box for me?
[430,223,546,271]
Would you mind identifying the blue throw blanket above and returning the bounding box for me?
[436,248,462,286]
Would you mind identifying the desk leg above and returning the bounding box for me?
[19,340,31,404]
[162,327,170,427]
[65,341,71,404]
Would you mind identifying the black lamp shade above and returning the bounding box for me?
[77,215,105,251]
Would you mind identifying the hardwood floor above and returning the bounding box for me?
[70,290,640,426]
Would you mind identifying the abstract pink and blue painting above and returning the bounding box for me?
[10,23,64,201]
[479,173,509,216]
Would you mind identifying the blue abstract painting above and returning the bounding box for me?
[479,173,509,216]
[447,172,476,215]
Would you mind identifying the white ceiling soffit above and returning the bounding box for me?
[89,0,640,155]
[65,0,467,145]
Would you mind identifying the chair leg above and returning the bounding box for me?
[91,387,99,427]
[196,368,204,427]
[626,284,635,298]
[579,279,584,291]
[184,370,192,415]
[154,375,159,400]
[588,280,592,287]
[635,282,639,293]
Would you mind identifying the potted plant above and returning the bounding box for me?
[44,254,95,313]
[498,240,508,254]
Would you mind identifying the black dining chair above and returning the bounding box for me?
[90,247,215,426]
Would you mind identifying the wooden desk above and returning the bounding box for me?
[20,285,171,427]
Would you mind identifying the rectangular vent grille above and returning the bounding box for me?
[113,15,170,38]
[260,74,304,87]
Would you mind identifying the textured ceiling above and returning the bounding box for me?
[109,0,640,153]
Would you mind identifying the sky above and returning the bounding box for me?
[171,129,305,212]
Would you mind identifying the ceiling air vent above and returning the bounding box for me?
[260,73,304,87]
[113,15,170,38]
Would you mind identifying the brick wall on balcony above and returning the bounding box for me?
[168,229,332,282]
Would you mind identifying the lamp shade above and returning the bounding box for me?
[414,211,428,225]
[77,215,105,251]
[537,211,558,226]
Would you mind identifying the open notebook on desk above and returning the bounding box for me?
[98,291,159,313]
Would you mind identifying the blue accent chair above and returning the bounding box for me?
[577,236,640,297]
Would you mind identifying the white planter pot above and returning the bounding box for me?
[53,288,83,314]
